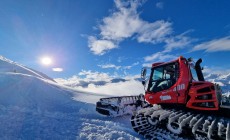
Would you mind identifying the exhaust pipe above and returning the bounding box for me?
[195,58,205,81]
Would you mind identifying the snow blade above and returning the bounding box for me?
[96,94,148,117]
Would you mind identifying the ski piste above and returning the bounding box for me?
[96,56,230,139]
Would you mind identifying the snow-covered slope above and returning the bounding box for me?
[0,56,140,139]
[0,56,55,82]
[0,73,140,139]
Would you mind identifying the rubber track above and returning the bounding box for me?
[131,107,230,140]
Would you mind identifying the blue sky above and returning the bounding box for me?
[0,0,230,79]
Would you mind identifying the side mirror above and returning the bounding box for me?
[188,57,193,62]
[141,67,147,86]
[141,67,147,80]
[142,81,146,85]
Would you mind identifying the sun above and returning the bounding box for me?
[40,57,52,65]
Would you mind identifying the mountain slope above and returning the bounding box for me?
[0,56,55,82]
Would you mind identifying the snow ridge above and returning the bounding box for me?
[0,55,55,82]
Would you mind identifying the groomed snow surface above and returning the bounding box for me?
[0,72,142,140]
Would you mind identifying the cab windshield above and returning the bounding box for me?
[148,62,178,93]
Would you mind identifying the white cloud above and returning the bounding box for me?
[78,70,111,82]
[143,52,176,68]
[98,62,139,70]
[100,0,142,41]
[117,56,126,63]
[137,20,172,44]
[163,32,194,53]
[55,75,80,86]
[88,0,195,55]
[78,79,144,96]
[192,36,230,52]
[133,61,139,66]
[142,62,153,68]
[55,70,144,96]
[142,31,194,65]
[88,36,117,55]
[52,68,63,72]
[98,64,121,70]
[144,52,176,62]
[88,0,174,55]
[123,62,139,69]
[156,2,164,9]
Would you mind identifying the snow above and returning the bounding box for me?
[0,56,55,82]
[0,56,141,139]
[205,73,230,93]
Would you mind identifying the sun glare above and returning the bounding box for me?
[41,57,52,65]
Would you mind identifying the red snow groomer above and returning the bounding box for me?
[96,56,230,140]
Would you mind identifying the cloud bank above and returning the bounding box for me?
[55,70,144,96]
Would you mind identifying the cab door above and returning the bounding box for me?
[146,62,179,104]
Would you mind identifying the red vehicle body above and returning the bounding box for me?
[144,56,220,111]
[96,56,228,140]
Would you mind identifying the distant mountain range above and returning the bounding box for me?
[205,73,230,93]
